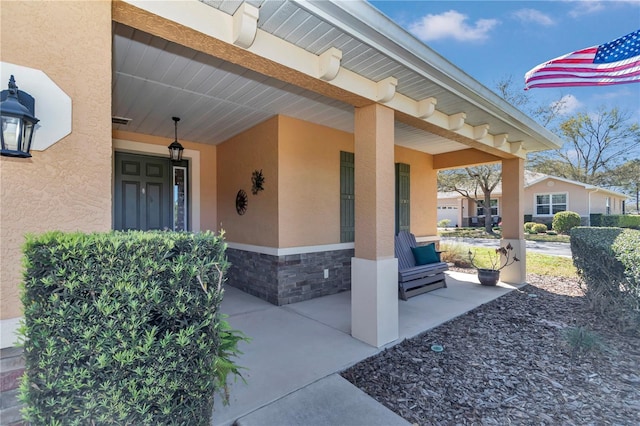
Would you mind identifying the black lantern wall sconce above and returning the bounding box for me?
[168,116,184,162]
[1,75,39,158]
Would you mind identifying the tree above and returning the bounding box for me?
[609,159,640,213]
[528,107,640,186]
[438,165,501,234]
[493,75,565,127]
[436,77,563,234]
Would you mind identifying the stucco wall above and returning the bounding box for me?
[394,145,437,237]
[217,116,280,246]
[278,116,354,247]
[218,114,446,248]
[0,1,112,320]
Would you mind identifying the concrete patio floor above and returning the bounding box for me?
[213,270,526,426]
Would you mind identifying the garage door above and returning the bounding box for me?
[437,206,459,227]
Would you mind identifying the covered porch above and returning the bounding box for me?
[1,0,561,350]
[214,270,526,425]
[108,0,560,348]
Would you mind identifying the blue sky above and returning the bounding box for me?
[368,0,640,124]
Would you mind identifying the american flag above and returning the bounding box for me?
[524,29,640,89]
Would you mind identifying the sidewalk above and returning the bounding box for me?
[214,271,525,425]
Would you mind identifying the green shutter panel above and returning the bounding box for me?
[395,163,410,234]
[340,151,355,243]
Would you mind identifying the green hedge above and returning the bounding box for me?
[618,215,640,229]
[19,231,246,425]
[570,227,640,332]
[590,214,640,229]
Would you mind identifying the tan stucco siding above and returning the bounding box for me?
[220,115,440,248]
[590,193,606,214]
[112,130,218,232]
[278,116,354,247]
[394,146,437,237]
[217,117,279,246]
[0,1,112,320]
[589,191,624,215]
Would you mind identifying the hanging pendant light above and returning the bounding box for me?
[168,116,184,162]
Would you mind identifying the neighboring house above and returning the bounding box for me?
[438,171,628,227]
[1,0,561,349]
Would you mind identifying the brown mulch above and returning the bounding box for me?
[341,272,640,425]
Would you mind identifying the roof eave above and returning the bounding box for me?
[294,0,563,151]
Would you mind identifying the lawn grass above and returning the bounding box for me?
[474,249,577,277]
[441,243,577,278]
[526,252,576,277]
[525,234,571,243]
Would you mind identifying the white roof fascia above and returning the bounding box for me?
[293,0,563,150]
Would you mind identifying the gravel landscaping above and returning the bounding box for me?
[341,273,640,425]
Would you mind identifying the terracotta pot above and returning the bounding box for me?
[477,268,500,286]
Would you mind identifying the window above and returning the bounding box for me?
[173,166,188,231]
[476,199,498,216]
[606,197,611,215]
[536,193,567,215]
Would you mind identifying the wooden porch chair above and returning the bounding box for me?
[394,231,448,300]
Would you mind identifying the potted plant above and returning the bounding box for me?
[468,243,520,286]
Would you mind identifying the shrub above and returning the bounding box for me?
[19,231,247,425]
[570,227,640,333]
[439,242,472,268]
[437,219,451,228]
[563,327,602,357]
[524,222,537,232]
[553,211,581,234]
[531,223,549,234]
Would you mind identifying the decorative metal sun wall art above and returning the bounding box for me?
[251,169,265,195]
[236,189,248,215]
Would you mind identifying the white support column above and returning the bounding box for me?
[351,104,398,347]
[351,258,398,346]
[500,239,526,284]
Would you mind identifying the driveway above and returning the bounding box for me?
[441,237,572,258]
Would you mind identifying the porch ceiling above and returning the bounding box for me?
[112,0,561,156]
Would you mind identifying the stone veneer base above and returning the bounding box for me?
[225,247,354,306]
